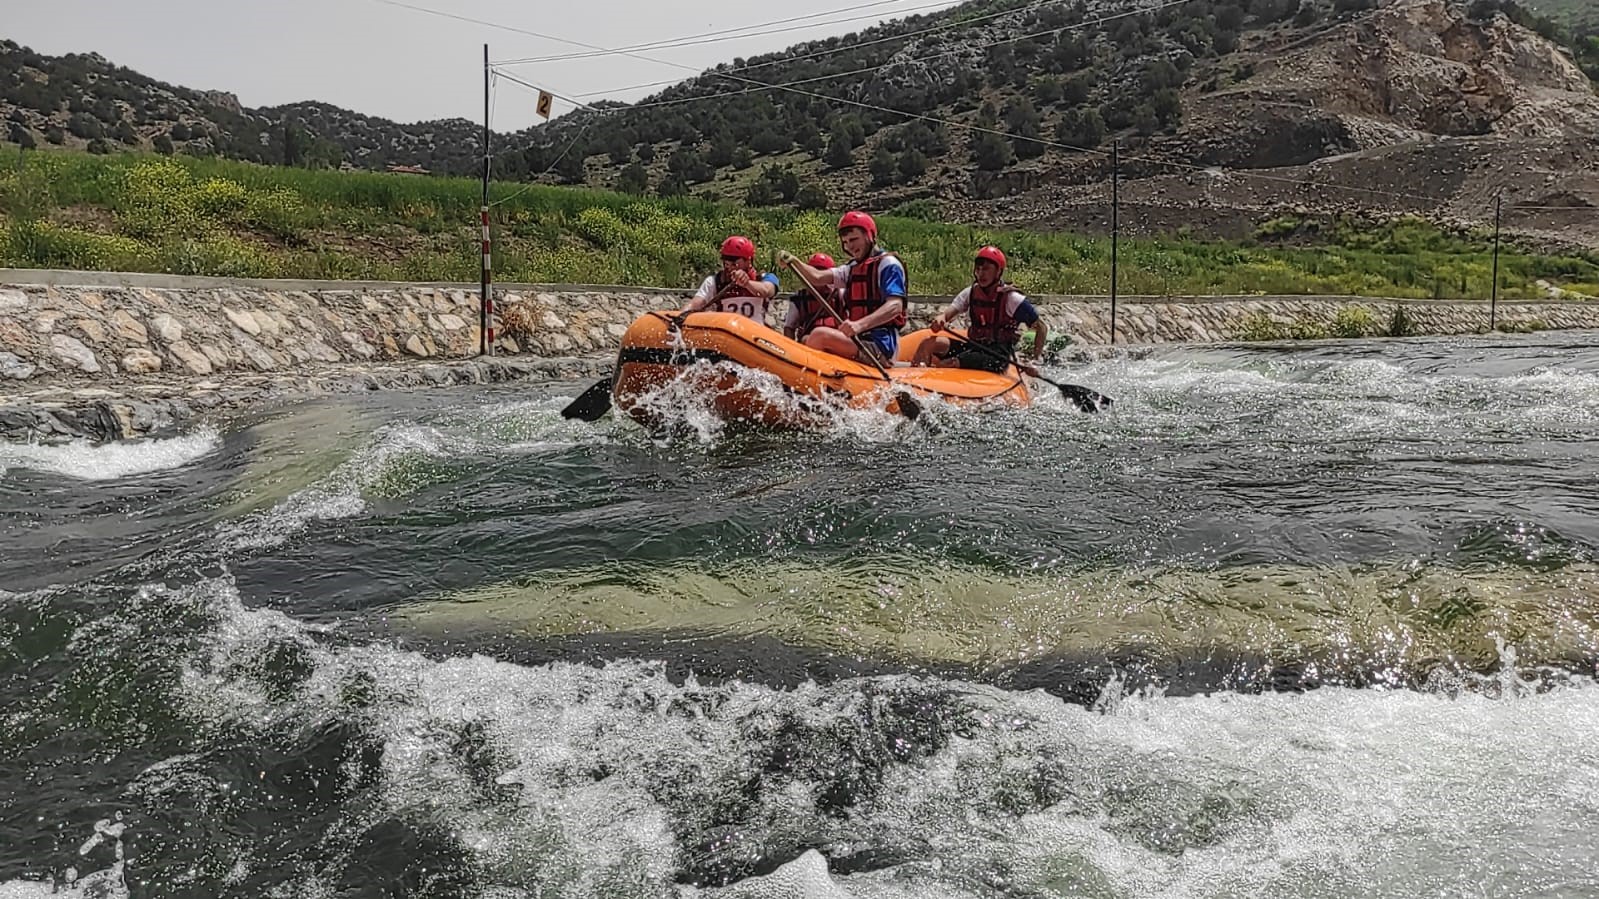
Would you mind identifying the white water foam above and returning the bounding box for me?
[0,429,219,481]
[0,817,128,899]
[145,577,1599,899]
[623,359,933,445]
[213,423,449,552]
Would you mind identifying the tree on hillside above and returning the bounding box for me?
[898,148,929,181]
[1141,59,1183,92]
[832,116,866,150]
[824,134,854,169]
[1133,104,1160,136]
[1100,101,1134,131]
[749,130,793,155]
[282,121,307,165]
[1050,33,1092,72]
[553,146,586,184]
[44,125,65,145]
[153,133,175,155]
[8,122,35,149]
[618,161,649,194]
[706,133,738,167]
[67,112,101,139]
[884,121,948,156]
[668,145,713,183]
[604,130,635,166]
[794,181,829,211]
[1005,98,1045,159]
[1151,88,1183,132]
[972,131,1014,171]
[869,144,898,187]
[1055,108,1106,149]
[985,44,1018,86]
[1062,74,1094,107]
[1031,75,1065,106]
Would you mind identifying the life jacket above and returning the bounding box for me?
[842,250,907,329]
[967,281,1022,346]
[789,289,837,336]
[712,268,770,321]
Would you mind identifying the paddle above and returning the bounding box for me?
[559,286,734,421]
[559,373,615,421]
[783,257,922,422]
[942,326,1114,413]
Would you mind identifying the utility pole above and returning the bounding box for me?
[1489,193,1501,333]
[1110,140,1120,346]
[480,44,494,356]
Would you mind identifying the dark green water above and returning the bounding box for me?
[2,333,1597,898]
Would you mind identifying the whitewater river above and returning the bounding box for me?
[2,332,1597,898]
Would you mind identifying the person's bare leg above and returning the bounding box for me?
[804,327,862,361]
[912,335,950,367]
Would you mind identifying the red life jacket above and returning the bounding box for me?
[713,268,763,302]
[967,281,1022,345]
[842,251,906,328]
[790,290,837,335]
[712,268,773,321]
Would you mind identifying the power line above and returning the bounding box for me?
[394,0,1554,217]
[572,0,1156,100]
[566,0,1196,109]
[490,0,962,67]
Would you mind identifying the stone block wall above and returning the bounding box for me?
[2,271,1598,387]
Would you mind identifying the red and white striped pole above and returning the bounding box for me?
[479,44,494,356]
[480,205,494,356]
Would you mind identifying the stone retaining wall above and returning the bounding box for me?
[3,270,1597,388]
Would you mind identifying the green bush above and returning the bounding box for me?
[1387,305,1416,337]
[1331,305,1378,338]
[5,149,1598,298]
[1238,312,1285,341]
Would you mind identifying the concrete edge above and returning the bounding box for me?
[4,268,1593,307]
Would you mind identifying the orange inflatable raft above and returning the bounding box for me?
[611,310,1030,428]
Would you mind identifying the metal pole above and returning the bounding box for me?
[480,44,494,356]
[1489,194,1501,333]
[1110,141,1119,346]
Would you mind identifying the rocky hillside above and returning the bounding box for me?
[2,0,1594,244]
[0,40,491,172]
[501,0,1598,243]
[989,0,1599,246]
[1523,0,1599,35]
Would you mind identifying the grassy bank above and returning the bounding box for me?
[2,149,1596,299]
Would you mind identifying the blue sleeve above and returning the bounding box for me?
[1014,300,1040,325]
[879,260,906,298]
[760,272,780,289]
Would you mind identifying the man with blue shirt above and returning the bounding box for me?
[779,211,907,365]
[680,235,781,323]
[912,245,1048,373]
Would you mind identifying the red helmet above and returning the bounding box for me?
[807,252,835,268]
[975,245,1007,272]
[836,211,877,241]
[720,235,755,260]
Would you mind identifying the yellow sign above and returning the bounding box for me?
[535,91,553,119]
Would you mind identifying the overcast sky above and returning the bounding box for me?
[8,0,961,130]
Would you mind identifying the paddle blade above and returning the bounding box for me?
[892,390,923,422]
[1056,381,1113,414]
[560,376,614,421]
